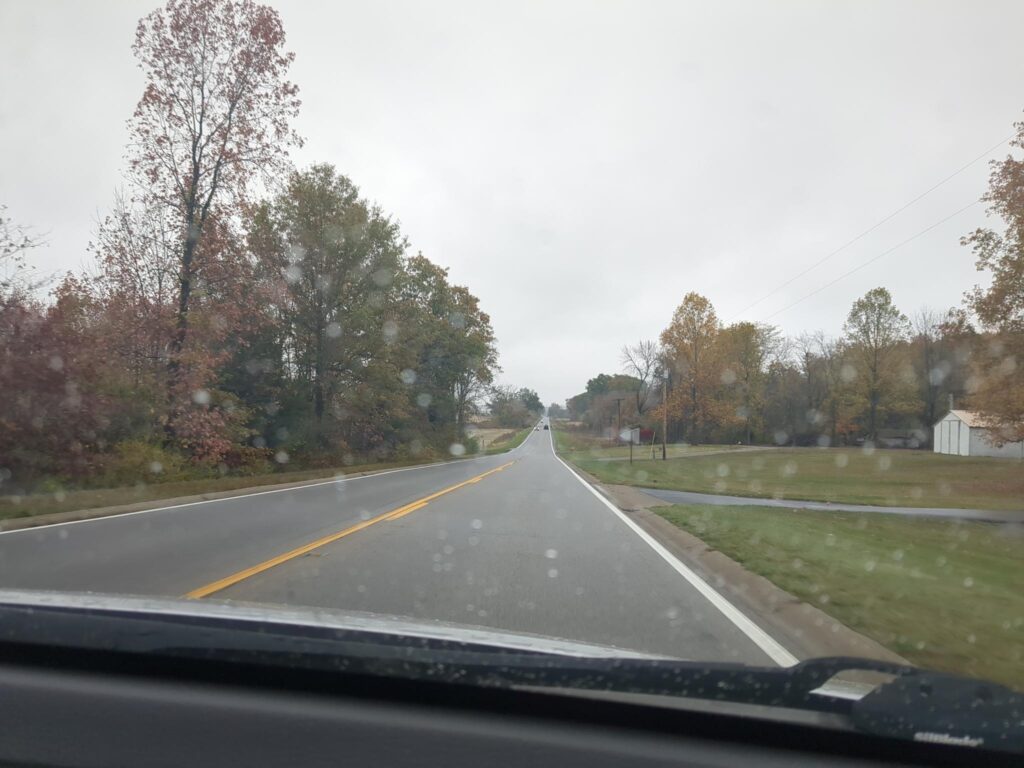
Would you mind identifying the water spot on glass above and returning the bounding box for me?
[547,568,559,578]
[416,392,432,408]
[713,480,727,492]
[891,549,903,562]
[471,519,483,529]
[864,560,876,572]
[825,533,836,546]
[967,634,976,644]
[545,548,558,559]
[326,321,342,338]
[792,558,803,570]
[449,443,465,456]
[720,368,736,385]
[877,455,892,471]
[963,577,974,588]
[634,470,648,482]
[48,355,63,371]
[283,264,302,283]
[58,528,69,540]
[781,461,798,477]
[716,463,730,478]
[400,368,417,385]
[192,389,211,405]
[773,430,788,446]
[861,442,876,456]
[274,450,289,464]
[443,544,454,555]
[149,461,163,475]
[382,319,398,341]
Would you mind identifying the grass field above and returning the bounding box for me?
[553,429,749,461]
[656,503,1024,690]
[554,428,1024,511]
[1,430,532,523]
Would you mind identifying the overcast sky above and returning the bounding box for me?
[2,0,1023,404]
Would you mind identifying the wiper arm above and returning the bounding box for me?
[489,655,1024,754]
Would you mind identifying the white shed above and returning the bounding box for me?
[933,410,1024,459]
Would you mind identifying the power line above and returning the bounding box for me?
[761,199,980,321]
[727,133,1013,322]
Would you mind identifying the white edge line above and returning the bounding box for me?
[0,447,518,537]
[547,426,799,668]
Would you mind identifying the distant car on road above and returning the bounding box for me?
[543,425,549,430]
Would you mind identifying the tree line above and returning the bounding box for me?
[0,0,500,492]
[567,118,1024,449]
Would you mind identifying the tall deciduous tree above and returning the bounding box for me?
[620,339,659,415]
[843,287,913,441]
[251,164,404,449]
[128,0,301,419]
[718,322,782,444]
[660,292,723,443]
[961,119,1024,441]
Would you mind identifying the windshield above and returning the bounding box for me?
[1,0,1023,749]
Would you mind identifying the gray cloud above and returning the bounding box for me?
[3,0,1022,404]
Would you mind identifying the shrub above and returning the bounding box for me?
[93,441,188,487]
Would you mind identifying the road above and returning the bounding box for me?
[639,487,1024,523]
[0,424,787,665]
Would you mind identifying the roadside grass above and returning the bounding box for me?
[0,460,435,522]
[483,427,532,455]
[0,431,533,523]
[555,428,1024,511]
[552,427,746,461]
[657,503,1024,690]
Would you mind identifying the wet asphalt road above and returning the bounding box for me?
[0,426,775,663]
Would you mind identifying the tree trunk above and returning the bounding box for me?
[164,223,198,440]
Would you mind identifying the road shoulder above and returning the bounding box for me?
[594,479,907,665]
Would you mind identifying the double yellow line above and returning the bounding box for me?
[185,460,515,599]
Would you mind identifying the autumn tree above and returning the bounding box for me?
[961,118,1024,441]
[659,292,723,443]
[1,205,44,302]
[249,165,404,450]
[128,0,301,427]
[843,287,914,441]
[718,322,782,444]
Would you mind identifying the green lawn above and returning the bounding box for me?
[556,429,1024,511]
[657,504,1024,690]
[553,428,747,461]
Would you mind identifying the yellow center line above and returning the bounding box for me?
[184,460,516,599]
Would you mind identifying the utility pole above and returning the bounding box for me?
[661,377,667,460]
[614,397,624,443]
